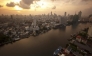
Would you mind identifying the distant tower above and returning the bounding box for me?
[51,11,52,15]
[64,12,67,17]
[33,18,36,26]
[11,15,13,19]
[75,12,77,15]
[78,11,82,19]
[68,14,70,17]
[2,14,3,16]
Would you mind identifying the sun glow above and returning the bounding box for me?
[13,0,21,3]
[37,1,48,9]
[14,5,22,10]
[31,0,48,11]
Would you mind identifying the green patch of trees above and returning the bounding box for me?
[0,33,11,44]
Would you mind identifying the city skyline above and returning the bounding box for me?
[0,0,92,56]
[0,0,92,16]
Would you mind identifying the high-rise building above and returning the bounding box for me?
[64,12,67,17]
[68,14,70,17]
[78,11,82,19]
[51,11,52,15]
[11,15,13,19]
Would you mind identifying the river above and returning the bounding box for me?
[0,23,92,56]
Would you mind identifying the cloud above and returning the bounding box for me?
[18,1,30,9]
[6,2,16,7]
[51,0,56,2]
[0,5,3,8]
[52,6,56,9]
[21,0,34,5]
[50,0,92,5]
[6,0,40,9]
[80,0,92,4]
[61,0,92,5]
[83,7,92,16]
[81,0,92,2]
[18,0,40,9]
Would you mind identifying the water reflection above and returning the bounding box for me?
[0,23,92,56]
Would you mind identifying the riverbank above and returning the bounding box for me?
[53,27,92,56]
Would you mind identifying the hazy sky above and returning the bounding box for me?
[0,0,92,16]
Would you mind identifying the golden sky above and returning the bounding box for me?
[0,0,92,16]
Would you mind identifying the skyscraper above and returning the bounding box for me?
[64,12,67,17]
[11,15,13,19]
[78,11,82,19]
[51,11,52,15]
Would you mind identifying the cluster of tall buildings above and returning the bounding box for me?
[66,11,82,24]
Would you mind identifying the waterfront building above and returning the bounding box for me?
[88,26,92,37]
[76,36,82,42]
